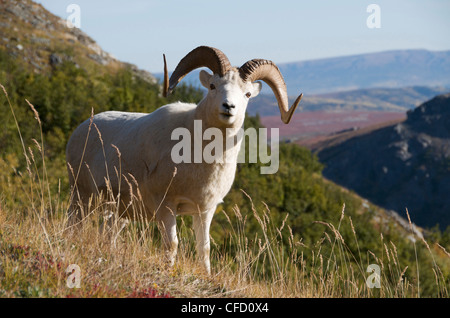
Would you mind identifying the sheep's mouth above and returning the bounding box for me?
[220,112,234,118]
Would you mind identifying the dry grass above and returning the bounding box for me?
[1,184,435,298]
[1,85,449,298]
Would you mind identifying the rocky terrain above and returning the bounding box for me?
[317,94,450,229]
[0,0,156,82]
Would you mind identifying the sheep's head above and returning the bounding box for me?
[163,46,303,126]
[197,68,261,126]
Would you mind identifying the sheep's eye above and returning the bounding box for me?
[245,92,252,98]
[210,84,216,90]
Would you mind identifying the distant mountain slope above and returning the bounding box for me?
[261,111,406,141]
[247,86,449,116]
[300,117,407,152]
[277,49,450,95]
[317,94,450,229]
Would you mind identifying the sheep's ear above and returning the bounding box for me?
[250,81,262,98]
[199,70,212,89]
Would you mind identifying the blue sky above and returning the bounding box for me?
[35,0,450,73]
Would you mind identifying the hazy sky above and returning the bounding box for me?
[35,0,450,73]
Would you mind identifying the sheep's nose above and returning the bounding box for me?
[222,102,235,110]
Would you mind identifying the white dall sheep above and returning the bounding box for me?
[66,46,303,274]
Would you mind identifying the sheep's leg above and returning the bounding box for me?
[156,207,178,267]
[67,199,82,226]
[192,208,214,274]
[67,189,91,227]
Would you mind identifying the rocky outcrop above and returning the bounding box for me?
[0,0,156,83]
[318,94,450,229]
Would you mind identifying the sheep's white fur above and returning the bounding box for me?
[66,69,262,273]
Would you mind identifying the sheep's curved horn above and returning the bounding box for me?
[239,59,302,124]
[163,46,232,97]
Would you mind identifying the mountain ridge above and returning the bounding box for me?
[276,49,450,94]
[317,93,450,229]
